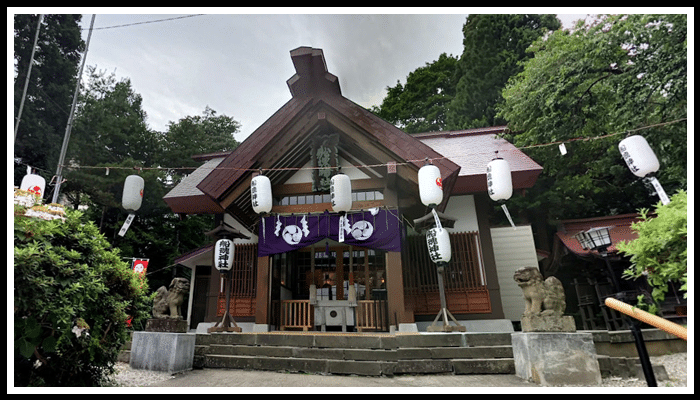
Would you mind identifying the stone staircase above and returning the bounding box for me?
[194,332,515,376]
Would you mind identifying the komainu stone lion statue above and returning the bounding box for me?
[152,277,190,319]
[514,266,574,332]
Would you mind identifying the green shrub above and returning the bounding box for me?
[618,190,687,314]
[14,206,152,386]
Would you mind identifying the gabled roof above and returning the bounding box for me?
[194,47,461,225]
[414,127,543,194]
[555,213,643,257]
[164,47,544,224]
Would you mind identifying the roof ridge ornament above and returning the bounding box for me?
[287,47,341,98]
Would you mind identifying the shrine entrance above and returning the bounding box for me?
[270,242,389,331]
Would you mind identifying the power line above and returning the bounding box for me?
[82,14,205,31]
[56,118,686,174]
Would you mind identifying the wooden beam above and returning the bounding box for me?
[271,200,384,214]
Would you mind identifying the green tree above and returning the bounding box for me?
[159,106,240,173]
[497,14,687,232]
[13,14,85,187]
[63,73,240,287]
[14,207,151,386]
[68,66,161,169]
[618,190,687,315]
[446,14,560,130]
[371,53,458,133]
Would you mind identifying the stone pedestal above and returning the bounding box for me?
[512,332,602,386]
[521,314,576,332]
[130,331,196,373]
[145,318,188,333]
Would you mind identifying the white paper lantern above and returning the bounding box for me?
[426,227,451,264]
[330,173,352,213]
[214,238,235,271]
[619,135,660,178]
[418,164,443,207]
[20,173,46,199]
[122,175,144,211]
[487,158,513,202]
[251,174,272,214]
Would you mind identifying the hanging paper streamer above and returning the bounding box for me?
[118,213,135,237]
[558,143,567,155]
[501,204,516,228]
[647,177,670,205]
[431,208,443,230]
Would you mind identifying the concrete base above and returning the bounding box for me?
[145,318,188,333]
[130,331,196,373]
[521,314,576,332]
[512,332,602,386]
[416,319,514,333]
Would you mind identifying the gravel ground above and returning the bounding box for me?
[103,352,688,388]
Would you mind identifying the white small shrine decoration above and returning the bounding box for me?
[214,238,235,271]
[20,171,46,200]
[330,172,352,213]
[426,227,451,264]
[418,163,443,208]
[251,174,273,214]
[487,155,516,228]
[118,175,144,237]
[618,135,669,205]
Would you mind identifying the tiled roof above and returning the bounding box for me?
[415,127,543,194]
[163,157,226,214]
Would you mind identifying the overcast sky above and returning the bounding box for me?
[58,9,601,142]
[12,9,603,143]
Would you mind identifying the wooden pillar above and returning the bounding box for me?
[386,250,412,325]
[255,255,270,325]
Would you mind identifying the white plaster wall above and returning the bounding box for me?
[443,194,479,232]
[284,156,372,185]
[490,225,539,321]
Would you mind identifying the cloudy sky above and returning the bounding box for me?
[60,9,600,142]
[13,9,601,142]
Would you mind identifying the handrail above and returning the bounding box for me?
[604,297,687,341]
[280,300,312,331]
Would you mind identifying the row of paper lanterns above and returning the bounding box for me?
[16,134,664,269]
[417,134,667,266]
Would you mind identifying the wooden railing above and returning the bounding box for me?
[280,300,313,331]
[356,300,388,332]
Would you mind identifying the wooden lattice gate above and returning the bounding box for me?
[403,232,492,315]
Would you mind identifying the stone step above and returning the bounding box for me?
[197,332,514,348]
[204,353,515,376]
[199,332,516,376]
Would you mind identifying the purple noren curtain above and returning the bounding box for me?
[257,209,402,257]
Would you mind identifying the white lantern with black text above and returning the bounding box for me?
[618,135,669,205]
[214,238,235,271]
[251,174,272,214]
[330,173,352,213]
[419,164,443,207]
[20,173,46,199]
[122,175,144,212]
[487,158,513,202]
[618,135,660,178]
[426,227,451,264]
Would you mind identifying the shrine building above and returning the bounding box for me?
[163,47,543,333]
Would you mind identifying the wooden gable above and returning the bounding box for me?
[196,47,460,229]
